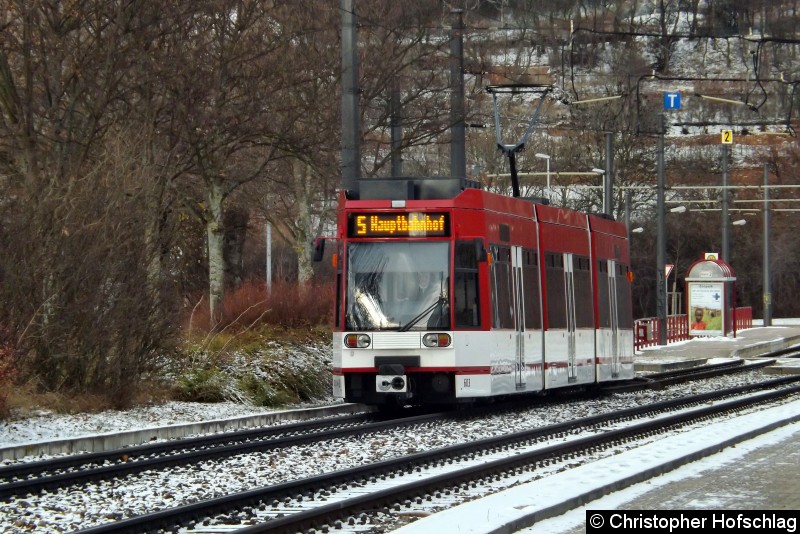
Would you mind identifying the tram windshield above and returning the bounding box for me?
[345,241,450,331]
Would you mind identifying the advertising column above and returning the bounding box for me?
[688,282,724,337]
[684,257,737,338]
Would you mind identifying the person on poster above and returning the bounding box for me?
[691,307,707,330]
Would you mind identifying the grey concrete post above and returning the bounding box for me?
[763,163,772,326]
[624,190,631,237]
[604,131,614,217]
[449,9,466,180]
[340,0,360,192]
[391,81,403,177]
[721,144,729,261]
[657,114,667,345]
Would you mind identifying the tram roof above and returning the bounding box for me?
[346,177,624,236]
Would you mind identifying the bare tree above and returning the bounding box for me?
[256,1,466,284]
[161,1,305,325]
[0,0,180,402]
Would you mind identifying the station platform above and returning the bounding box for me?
[635,324,800,375]
[544,324,800,533]
[397,325,800,534]
[523,418,800,534]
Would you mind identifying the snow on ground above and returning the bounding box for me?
[1,324,798,533]
[521,420,800,534]
[0,401,284,448]
[395,402,800,534]
[0,369,797,533]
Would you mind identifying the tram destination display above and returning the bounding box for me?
[348,212,449,237]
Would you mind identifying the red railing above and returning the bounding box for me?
[734,306,753,332]
[635,306,754,351]
[634,314,689,351]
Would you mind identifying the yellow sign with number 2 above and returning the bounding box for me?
[721,130,733,144]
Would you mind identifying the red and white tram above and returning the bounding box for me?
[324,177,634,409]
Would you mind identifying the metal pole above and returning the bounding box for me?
[624,190,631,237]
[665,270,671,315]
[340,0,360,193]
[508,151,520,198]
[546,158,550,203]
[763,164,772,326]
[449,8,466,180]
[390,80,402,177]
[604,131,614,217]
[721,144,729,261]
[721,144,731,334]
[656,114,667,345]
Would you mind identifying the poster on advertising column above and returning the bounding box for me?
[688,282,724,336]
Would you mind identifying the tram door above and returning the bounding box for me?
[512,246,526,389]
[607,260,621,376]
[564,253,578,381]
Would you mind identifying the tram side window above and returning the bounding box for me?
[454,241,481,328]
[597,260,611,329]
[491,245,514,329]
[545,252,566,329]
[616,264,634,328]
[573,255,594,328]
[522,249,541,330]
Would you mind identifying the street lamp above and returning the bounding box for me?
[665,205,688,315]
[571,94,624,105]
[724,216,749,334]
[695,93,758,112]
[535,153,551,201]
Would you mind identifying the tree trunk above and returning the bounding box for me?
[206,178,226,328]
[293,159,315,285]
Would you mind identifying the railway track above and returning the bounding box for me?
[0,410,454,500]
[765,343,800,358]
[0,358,786,504]
[600,357,780,392]
[66,375,800,534]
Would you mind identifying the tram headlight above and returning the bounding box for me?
[423,333,451,347]
[344,333,371,348]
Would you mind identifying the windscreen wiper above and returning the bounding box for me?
[397,296,447,332]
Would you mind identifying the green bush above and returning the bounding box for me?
[238,375,294,406]
[175,368,230,403]
[173,329,332,408]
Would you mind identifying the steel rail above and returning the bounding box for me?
[72,377,800,534]
[243,386,800,534]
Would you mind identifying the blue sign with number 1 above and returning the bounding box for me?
[664,92,681,110]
